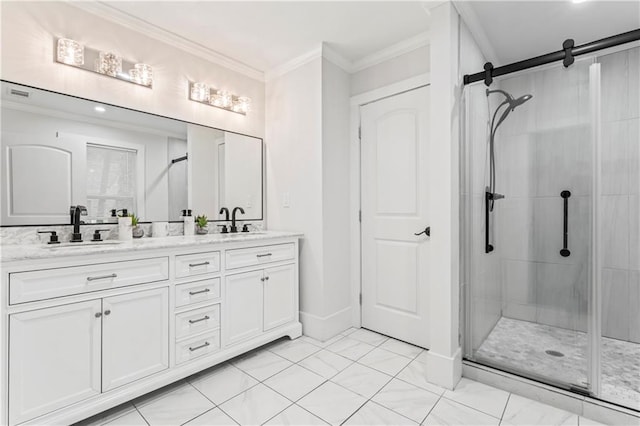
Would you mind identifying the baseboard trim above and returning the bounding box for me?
[300,306,352,341]
[424,346,462,390]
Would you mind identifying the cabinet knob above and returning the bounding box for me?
[95,312,102,318]
[104,309,111,316]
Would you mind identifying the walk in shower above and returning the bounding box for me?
[461,44,639,410]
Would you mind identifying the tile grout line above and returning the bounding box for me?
[500,392,512,422]
[132,404,151,426]
[124,332,430,426]
[438,393,505,421]
[336,341,436,425]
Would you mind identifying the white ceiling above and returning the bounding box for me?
[74,1,639,80]
[95,1,432,73]
[458,1,640,65]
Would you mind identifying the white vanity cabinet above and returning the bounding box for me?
[224,244,297,346]
[9,300,102,425]
[0,233,301,426]
[8,287,169,425]
[101,288,169,391]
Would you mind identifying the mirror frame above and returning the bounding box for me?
[0,79,264,227]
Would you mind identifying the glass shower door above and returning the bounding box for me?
[463,58,596,393]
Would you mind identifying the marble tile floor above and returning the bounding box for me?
[475,317,640,411]
[80,327,609,426]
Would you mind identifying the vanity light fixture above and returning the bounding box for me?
[57,38,84,66]
[97,51,122,77]
[55,38,153,88]
[189,82,251,115]
[129,63,153,87]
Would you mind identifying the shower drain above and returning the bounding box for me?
[545,350,565,357]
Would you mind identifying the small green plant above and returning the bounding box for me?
[128,213,140,227]
[196,214,208,228]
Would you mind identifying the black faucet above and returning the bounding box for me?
[219,207,230,221]
[230,207,245,233]
[69,205,88,242]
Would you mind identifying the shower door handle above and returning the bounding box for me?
[560,190,571,257]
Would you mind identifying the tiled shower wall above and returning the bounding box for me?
[462,82,502,351]
[599,47,640,343]
[494,60,592,335]
[494,47,639,343]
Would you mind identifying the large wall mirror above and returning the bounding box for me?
[0,81,263,226]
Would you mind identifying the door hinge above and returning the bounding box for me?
[358,210,362,222]
[358,126,361,141]
[359,293,362,305]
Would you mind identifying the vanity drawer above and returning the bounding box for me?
[175,304,220,340]
[175,252,220,278]
[175,278,221,308]
[225,243,295,270]
[9,257,169,305]
[175,330,220,365]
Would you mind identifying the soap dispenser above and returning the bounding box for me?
[182,209,194,236]
[117,208,132,241]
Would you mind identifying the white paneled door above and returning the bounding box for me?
[360,86,430,348]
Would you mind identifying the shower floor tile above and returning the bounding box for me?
[475,317,640,410]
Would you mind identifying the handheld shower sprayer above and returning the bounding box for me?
[486,89,533,211]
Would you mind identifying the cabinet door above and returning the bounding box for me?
[225,270,263,346]
[102,288,169,391]
[9,300,102,425]
[263,264,296,331]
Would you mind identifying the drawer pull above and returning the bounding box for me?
[189,288,211,296]
[256,253,272,258]
[87,273,117,282]
[188,315,210,324]
[189,261,210,267]
[189,341,210,352]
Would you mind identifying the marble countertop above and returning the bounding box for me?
[0,231,302,263]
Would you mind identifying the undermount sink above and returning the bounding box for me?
[44,241,124,249]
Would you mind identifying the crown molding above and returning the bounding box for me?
[66,1,265,82]
[350,31,430,73]
[321,44,352,73]
[452,0,500,64]
[264,45,323,82]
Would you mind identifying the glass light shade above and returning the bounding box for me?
[97,51,122,77]
[129,63,153,86]
[232,96,251,114]
[57,38,84,66]
[212,90,232,108]
[191,82,210,102]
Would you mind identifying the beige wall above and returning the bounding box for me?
[350,45,430,96]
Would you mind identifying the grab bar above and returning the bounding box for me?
[485,190,494,253]
[560,190,571,257]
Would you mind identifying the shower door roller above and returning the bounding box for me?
[414,226,430,237]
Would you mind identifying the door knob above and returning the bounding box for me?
[414,226,430,237]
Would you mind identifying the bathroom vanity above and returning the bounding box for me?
[0,232,302,425]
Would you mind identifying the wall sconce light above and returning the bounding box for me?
[55,38,153,88]
[189,82,251,115]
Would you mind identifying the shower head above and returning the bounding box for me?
[486,89,533,111]
[485,88,533,213]
[486,89,533,132]
[511,94,533,109]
